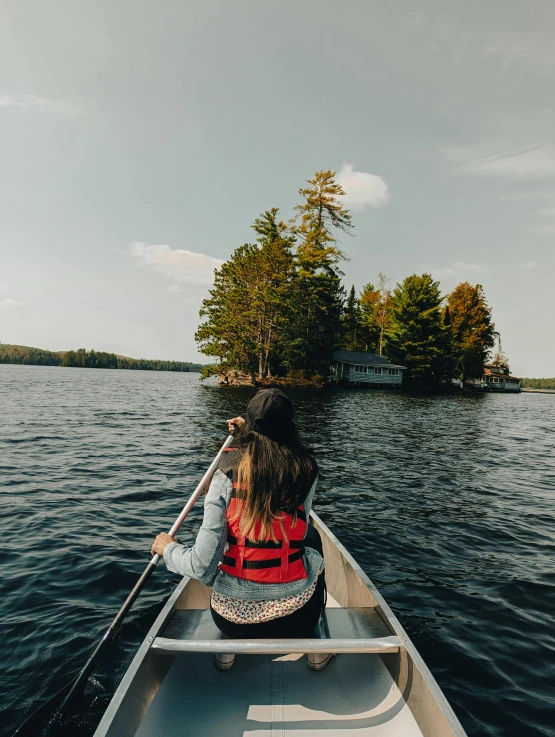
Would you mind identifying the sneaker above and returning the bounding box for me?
[307,653,335,671]
[215,653,236,671]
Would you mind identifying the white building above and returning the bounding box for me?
[331,350,406,386]
[482,364,521,392]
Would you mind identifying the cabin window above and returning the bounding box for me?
[374,367,382,375]
[353,364,368,374]
[388,368,399,376]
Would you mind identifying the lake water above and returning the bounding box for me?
[1,364,554,737]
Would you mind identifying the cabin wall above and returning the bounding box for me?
[345,364,403,385]
[484,377,521,392]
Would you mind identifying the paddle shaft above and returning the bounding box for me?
[56,434,234,718]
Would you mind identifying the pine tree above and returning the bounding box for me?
[284,171,351,377]
[359,283,380,352]
[196,243,261,382]
[490,336,510,375]
[196,209,295,383]
[491,350,510,374]
[385,273,451,389]
[251,209,296,377]
[359,273,391,355]
[341,285,365,351]
[447,282,496,380]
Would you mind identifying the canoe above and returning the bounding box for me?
[93,512,468,737]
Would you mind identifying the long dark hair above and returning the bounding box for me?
[230,417,317,542]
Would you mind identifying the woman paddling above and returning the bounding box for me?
[151,388,331,671]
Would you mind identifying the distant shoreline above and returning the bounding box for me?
[0,363,202,374]
[522,387,555,394]
[0,344,204,373]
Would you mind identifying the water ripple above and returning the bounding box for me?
[1,365,554,736]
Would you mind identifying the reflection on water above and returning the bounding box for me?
[1,365,554,737]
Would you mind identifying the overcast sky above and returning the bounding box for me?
[1,0,554,376]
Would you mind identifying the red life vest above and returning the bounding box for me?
[218,448,308,583]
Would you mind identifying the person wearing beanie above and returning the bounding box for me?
[151,389,331,671]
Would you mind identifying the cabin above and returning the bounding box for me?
[331,349,406,386]
[482,364,521,392]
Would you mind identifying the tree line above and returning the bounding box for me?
[520,378,555,390]
[196,170,502,389]
[0,345,203,373]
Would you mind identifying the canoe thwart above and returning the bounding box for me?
[151,606,401,654]
[152,635,401,654]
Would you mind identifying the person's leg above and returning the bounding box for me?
[210,577,331,671]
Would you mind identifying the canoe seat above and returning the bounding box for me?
[151,607,402,655]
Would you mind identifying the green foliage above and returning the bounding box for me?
[194,170,508,391]
[340,285,365,351]
[521,378,555,389]
[385,274,451,389]
[196,172,351,382]
[282,171,350,376]
[358,283,380,352]
[0,344,61,366]
[196,208,296,382]
[359,273,391,355]
[0,344,201,372]
[447,282,496,380]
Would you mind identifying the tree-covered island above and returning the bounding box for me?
[196,169,506,391]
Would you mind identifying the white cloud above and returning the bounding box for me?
[453,261,489,274]
[0,94,88,117]
[130,242,223,285]
[433,262,489,280]
[535,224,555,236]
[483,32,555,79]
[1,299,26,307]
[442,143,555,179]
[166,285,183,294]
[337,164,390,210]
[522,261,537,270]
[434,267,457,279]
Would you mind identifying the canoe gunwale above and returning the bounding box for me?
[310,512,468,737]
[93,511,469,737]
[93,576,189,737]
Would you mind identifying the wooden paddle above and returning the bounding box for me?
[13,434,234,737]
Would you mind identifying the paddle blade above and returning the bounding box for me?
[13,680,79,737]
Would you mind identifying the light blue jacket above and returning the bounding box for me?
[163,469,324,601]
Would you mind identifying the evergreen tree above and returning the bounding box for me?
[359,283,380,352]
[491,350,510,374]
[283,171,351,376]
[251,209,296,377]
[385,273,450,389]
[196,243,261,383]
[196,209,295,382]
[0,344,196,371]
[359,273,391,354]
[447,282,496,380]
[341,285,365,351]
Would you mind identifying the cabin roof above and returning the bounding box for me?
[332,349,406,369]
[483,366,520,380]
